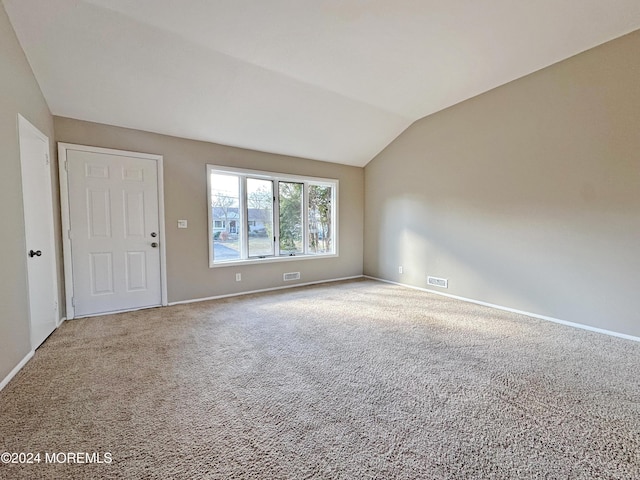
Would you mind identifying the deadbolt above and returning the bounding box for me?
[28,249,42,257]
[150,232,157,237]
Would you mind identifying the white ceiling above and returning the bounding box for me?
[4,0,640,167]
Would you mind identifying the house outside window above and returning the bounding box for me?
[207,165,338,266]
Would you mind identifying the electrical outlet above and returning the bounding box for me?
[177,219,188,229]
[235,273,241,282]
[399,266,403,274]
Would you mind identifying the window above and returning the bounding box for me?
[210,173,241,261]
[308,184,333,255]
[208,165,338,266]
[279,182,303,255]
[247,178,274,257]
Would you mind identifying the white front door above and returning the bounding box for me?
[18,115,58,349]
[66,148,162,317]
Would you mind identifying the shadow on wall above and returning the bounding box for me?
[377,193,639,335]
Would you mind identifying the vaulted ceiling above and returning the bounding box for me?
[5,0,640,166]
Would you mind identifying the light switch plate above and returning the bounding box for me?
[177,219,188,229]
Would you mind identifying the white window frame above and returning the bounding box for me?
[207,165,339,267]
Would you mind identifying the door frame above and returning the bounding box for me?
[18,114,60,347]
[58,143,168,319]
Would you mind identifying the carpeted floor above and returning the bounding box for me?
[0,278,639,479]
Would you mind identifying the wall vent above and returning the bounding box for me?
[427,276,448,288]
[283,272,301,281]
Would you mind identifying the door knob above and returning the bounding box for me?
[28,250,42,257]
[151,242,158,248]
[150,232,157,237]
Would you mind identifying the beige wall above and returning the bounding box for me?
[0,4,60,381]
[364,30,640,337]
[54,117,364,303]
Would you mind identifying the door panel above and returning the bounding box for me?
[89,252,114,295]
[126,251,147,291]
[18,116,58,349]
[124,191,145,237]
[67,150,161,316]
[87,189,112,237]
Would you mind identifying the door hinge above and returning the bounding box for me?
[45,153,50,165]
[71,297,75,307]
[64,160,68,171]
[67,229,72,240]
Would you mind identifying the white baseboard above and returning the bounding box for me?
[168,275,364,306]
[1,315,67,392]
[364,275,640,343]
[0,350,34,392]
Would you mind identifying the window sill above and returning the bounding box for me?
[210,253,338,268]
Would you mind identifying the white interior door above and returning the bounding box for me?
[66,148,162,317]
[18,115,58,349]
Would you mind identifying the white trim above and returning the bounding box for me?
[57,143,168,319]
[208,164,338,185]
[206,164,214,265]
[168,275,363,306]
[273,179,280,258]
[1,312,69,391]
[364,276,640,343]
[333,179,339,258]
[211,252,339,268]
[156,155,168,307]
[58,144,74,319]
[0,351,34,392]
[58,143,164,161]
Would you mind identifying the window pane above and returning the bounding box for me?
[278,182,303,255]
[211,173,241,262]
[308,185,333,254]
[247,178,274,257]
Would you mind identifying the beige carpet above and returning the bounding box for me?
[0,278,639,479]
